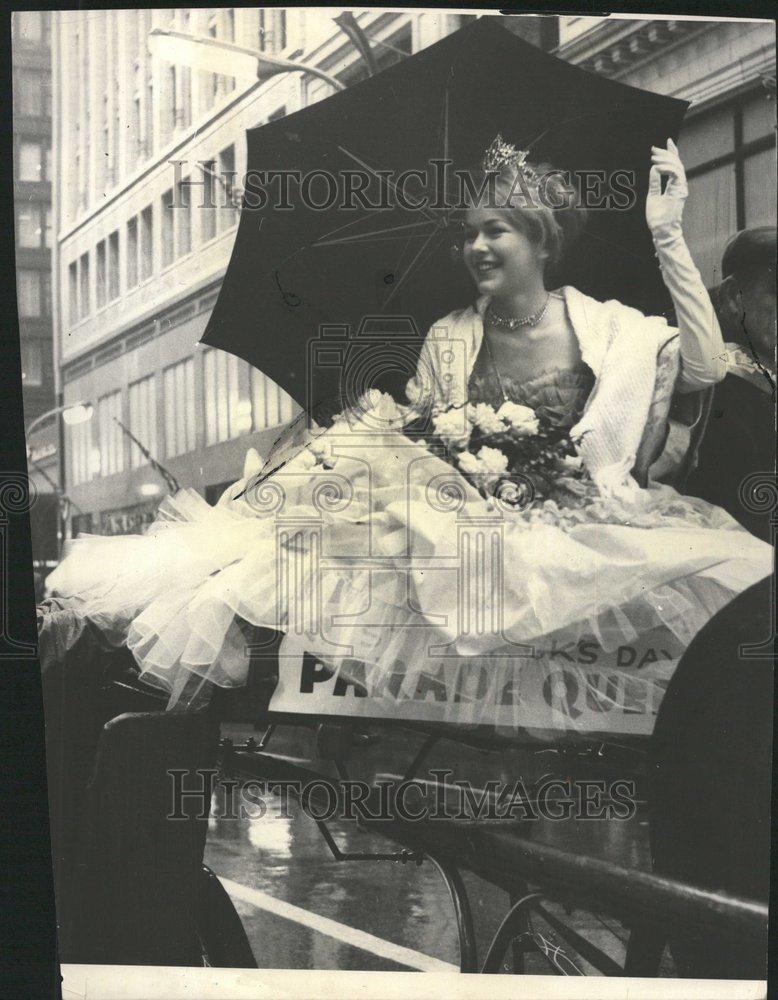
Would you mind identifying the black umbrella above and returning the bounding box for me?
[202,17,688,415]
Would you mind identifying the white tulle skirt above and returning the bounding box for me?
[46,420,772,737]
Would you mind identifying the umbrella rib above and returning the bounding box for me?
[382,225,448,306]
[314,218,441,247]
[337,145,438,224]
[308,201,417,242]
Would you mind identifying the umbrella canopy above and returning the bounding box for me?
[203,17,688,413]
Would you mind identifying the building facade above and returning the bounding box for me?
[49,11,775,540]
[13,10,58,571]
[52,9,469,536]
[556,15,776,286]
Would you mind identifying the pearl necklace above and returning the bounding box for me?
[487,294,550,331]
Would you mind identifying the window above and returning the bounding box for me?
[681,88,776,286]
[43,146,52,182]
[41,273,52,316]
[97,390,124,476]
[18,141,43,182]
[17,206,41,248]
[128,375,158,468]
[203,348,252,446]
[163,358,196,457]
[101,96,110,187]
[96,240,107,308]
[166,64,177,138]
[178,13,192,129]
[44,206,53,248]
[200,161,216,243]
[69,418,96,486]
[259,10,286,53]
[217,145,238,233]
[17,270,41,317]
[15,11,42,42]
[140,205,153,280]
[79,251,90,318]
[207,13,234,101]
[68,262,78,326]
[20,339,42,386]
[176,180,191,258]
[144,74,154,157]
[108,231,120,300]
[161,189,174,267]
[131,93,141,166]
[112,83,120,178]
[127,217,139,289]
[16,71,44,116]
[251,369,298,430]
[744,149,776,227]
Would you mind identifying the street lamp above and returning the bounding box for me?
[26,401,93,439]
[148,28,346,91]
[26,401,94,557]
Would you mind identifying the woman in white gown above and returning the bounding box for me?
[47,138,772,735]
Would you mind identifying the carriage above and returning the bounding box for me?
[40,17,772,981]
[41,575,771,977]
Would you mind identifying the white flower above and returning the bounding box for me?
[406,374,435,410]
[308,434,337,468]
[405,376,423,405]
[497,401,539,436]
[457,451,482,475]
[432,409,471,449]
[359,388,384,412]
[296,448,318,471]
[476,446,509,476]
[471,402,505,435]
[309,437,328,458]
[368,391,413,429]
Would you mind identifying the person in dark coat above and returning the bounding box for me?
[649,575,772,978]
[685,227,776,540]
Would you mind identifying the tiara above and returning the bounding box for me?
[481,134,537,181]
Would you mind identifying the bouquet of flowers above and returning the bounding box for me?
[423,399,587,508]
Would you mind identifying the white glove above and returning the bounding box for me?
[645,138,688,242]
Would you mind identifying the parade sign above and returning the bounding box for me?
[270,628,684,738]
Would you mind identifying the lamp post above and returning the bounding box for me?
[148,28,347,91]
[26,402,93,440]
[26,401,93,558]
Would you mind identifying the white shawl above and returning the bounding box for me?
[412,285,721,498]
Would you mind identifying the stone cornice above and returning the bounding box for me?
[555,19,710,78]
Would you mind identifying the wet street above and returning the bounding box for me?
[204,721,667,974]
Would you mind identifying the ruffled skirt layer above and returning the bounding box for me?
[47,428,772,737]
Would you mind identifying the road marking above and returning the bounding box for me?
[218,875,459,973]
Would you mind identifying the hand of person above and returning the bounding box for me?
[645,138,688,239]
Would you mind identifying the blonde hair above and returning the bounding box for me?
[465,160,587,271]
